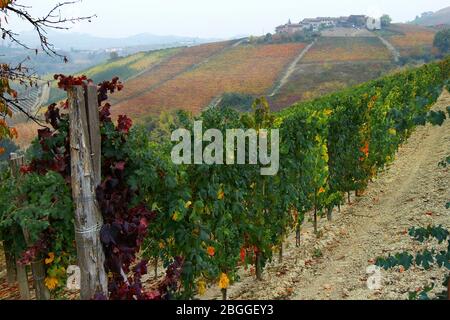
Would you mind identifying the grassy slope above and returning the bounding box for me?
[411,6,450,26]
[269,37,395,109]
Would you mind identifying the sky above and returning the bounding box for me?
[10,0,450,39]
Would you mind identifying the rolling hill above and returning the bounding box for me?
[269,36,395,109]
[111,41,306,117]
[410,6,450,26]
[17,30,218,51]
[376,24,437,59]
[11,24,437,149]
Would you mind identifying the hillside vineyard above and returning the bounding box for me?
[1,56,448,300]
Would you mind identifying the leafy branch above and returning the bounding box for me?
[2,1,96,58]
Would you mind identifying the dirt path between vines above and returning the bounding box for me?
[204,89,450,300]
[269,40,316,97]
[291,86,450,300]
[376,35,401,63]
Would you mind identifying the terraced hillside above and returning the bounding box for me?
[112,42,306,117]
[110,40,237,102]
[269,37,395,109]
[269,61,395,109]
[47,47,183,104]
[302,37,392,63]
[376,24,437,59]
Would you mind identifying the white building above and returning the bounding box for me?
[301,18,336,31]
[366,17,381,30]
[276,20,305,34]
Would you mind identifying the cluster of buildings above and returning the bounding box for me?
[275,15,382,34]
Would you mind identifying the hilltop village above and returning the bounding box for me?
[276,15,384,34]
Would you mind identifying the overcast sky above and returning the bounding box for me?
[10,0,450,39]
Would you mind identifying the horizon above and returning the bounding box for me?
[10,0,450,39]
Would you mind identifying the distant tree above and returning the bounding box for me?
[434,29,450,54]
[144,110,192,143]
[218,93,254,112]
[380,14,392,27]
[264,33,272,43]
[110,51,120,60]
[248,36,257,44]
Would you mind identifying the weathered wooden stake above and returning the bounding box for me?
[23,229,50,300]
[313,206,318,235]
[10,153,50,300]
[327,207,333,222]
[9,153,31,300]
[68,86,108,300]
[255,251,263,281]
[278,243,283,263]
[222,288,227,301]
[85,84,102,187]
[296,225,301,247]
[447,274,450,300]
[15,262,30,300]
[3,240,16,285]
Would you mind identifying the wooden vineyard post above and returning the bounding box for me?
[3,240,16,285]
[23,228,50,300]
[327,207,333,222]
[313,206,318,236]
[9,153,31,300]
[255,251,263,281]
[222,288,227,301]
[154,257,159,280]
[67,85,108,300]
[448,273,450,300]
[10,153,50,300]
[279,243,283,263]
[15,262,30,300]
[85,84,102,187]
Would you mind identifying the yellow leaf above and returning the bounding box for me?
[45,252,55,265]
[184,201,192,209]
[44,277,59,290]
[172,211,181,222]
[218,273,230,289]
[197,280,207,296]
